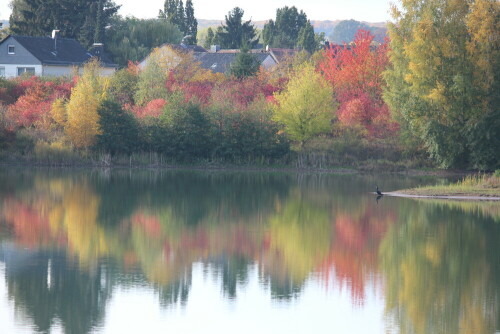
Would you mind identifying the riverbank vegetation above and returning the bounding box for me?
[0,0,498,171]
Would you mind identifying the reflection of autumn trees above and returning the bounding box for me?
[380,203,500,334]
[0,171,400,306]
[318,200,396,304]
[5,252,112,334]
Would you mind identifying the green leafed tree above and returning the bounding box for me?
[262,6,308,49]
[106,17,182,67]
[273,63,335,147]
[329,20,370,44]
[297,22,317,53]
[217,7,258,49]
[134,49,168,106]
[95,99,140,154]
[203,27,215,48]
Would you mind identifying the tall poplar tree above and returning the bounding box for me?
[9,0,120,47]
[160,0,198,44]
[184,0,197,44]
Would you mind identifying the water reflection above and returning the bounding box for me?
[0,169,498,334]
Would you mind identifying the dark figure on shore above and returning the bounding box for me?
[376,186,383,196]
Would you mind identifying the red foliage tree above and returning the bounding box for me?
[318,30,397,137]
[6,77,73,128]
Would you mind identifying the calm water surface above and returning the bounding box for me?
[0,169,499,334]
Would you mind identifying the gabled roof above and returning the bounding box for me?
[2,35,117,67]
[194,52,271,73]
[268,48,299,64]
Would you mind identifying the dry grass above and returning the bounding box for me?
[400,172,500,197]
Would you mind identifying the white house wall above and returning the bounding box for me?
[1,64,43,78]
[42,65,115,77]
[42,65,76,77]
[261,55,277,70]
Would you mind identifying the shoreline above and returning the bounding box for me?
[0,161,476,176]
[382,192,500,201]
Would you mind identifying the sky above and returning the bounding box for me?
[0,0,392,22]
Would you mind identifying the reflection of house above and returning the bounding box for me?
[139,43,299,74]
[0,35,117,78]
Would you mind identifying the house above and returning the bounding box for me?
[139,43,283,74]
[194,51,276,73]
[0,34,117,78]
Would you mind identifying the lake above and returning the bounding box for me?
[0,168,499,334]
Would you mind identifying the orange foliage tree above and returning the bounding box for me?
[318,30,397,138]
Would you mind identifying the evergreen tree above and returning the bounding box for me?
[184,0,197,44]
[217,7,258,49]
[229,48,261,78]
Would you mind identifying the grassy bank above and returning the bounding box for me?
[396,172,500,197]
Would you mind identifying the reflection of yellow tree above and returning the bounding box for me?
[34,176,119,267]
[266,191,331,284]
[380,206,497,334]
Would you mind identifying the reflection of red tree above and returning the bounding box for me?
[2,198,53,247]
[318,205,395,304]
[131,212,161,237]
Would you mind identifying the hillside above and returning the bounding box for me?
[197,18,387,43]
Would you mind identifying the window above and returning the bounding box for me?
[17,67,36,76]
[8,45,15,54]
[0,67,5,77]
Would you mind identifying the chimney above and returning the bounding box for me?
[91,43,104,59]
[52,30,60,52]
[210,45,220,53]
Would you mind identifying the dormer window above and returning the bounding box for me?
[8,45,15,54]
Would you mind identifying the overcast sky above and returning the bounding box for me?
[1,0,392,22]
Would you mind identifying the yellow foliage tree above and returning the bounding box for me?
[50,98,67,127]
[273,62,335,147]
[65,59,109,148]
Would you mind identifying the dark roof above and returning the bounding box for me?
[194,52,271,73]
[5,35,117,67]
[269,48,299,63]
